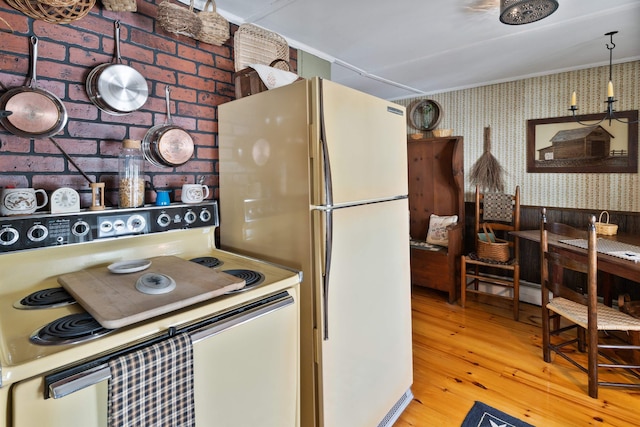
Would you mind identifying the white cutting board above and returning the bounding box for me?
[58,256,245,329]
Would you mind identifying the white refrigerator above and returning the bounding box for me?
[218,77,413,427]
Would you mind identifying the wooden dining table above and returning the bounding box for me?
[512,229,640,305]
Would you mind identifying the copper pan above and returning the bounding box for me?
[142,86,194,168]
[0,36,68,138]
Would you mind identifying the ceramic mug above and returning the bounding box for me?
[155,190,171,206]
[0,188,48,216]
[181,184,209,204]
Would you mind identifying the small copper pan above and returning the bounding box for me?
[0,36,67,138]
[142,86,194,168]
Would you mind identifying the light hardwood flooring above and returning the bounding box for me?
[394,286,640,426]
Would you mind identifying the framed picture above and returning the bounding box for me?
[526,110,638,173]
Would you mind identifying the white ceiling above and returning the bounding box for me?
[188,0,640,100]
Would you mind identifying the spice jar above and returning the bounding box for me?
[118,139,145,208]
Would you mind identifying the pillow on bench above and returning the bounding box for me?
[426,214,458,247]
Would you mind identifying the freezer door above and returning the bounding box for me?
[315,198,413,427]
[317,79,407,205]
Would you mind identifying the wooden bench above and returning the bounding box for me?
[407,136,464,303]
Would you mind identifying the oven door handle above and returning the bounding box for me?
[49,364,112,399]
[190,292,294,343]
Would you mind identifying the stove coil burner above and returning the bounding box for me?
[30,313,113,346]
[222,269,265,293]
[14,287,76,310]
[190,256,223,268]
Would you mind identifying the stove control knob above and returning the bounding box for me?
[200,209,212,223]
[157,213,171,228]
[27,224,49,242]
[184,210,197,224]
[127,214,146,233]
[72,220,90,237]
[0,226,19,246]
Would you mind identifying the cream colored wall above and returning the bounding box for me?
[395,61,640,212]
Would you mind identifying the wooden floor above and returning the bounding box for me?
[394,286,640,426]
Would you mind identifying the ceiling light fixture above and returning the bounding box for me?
[569,31,639,126]
[499,0,558,25]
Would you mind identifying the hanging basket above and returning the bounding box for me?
[6,0,96,24]
[101,0,136,12]
[595,211,618,235]
[476,224,510,262]
[234,23,289,72]
[157,0,201,38]
[195,0,229,46]
[39,0,78,7]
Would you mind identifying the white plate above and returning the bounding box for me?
[108,259,152,274]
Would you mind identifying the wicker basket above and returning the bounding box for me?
[477,224,510,262]
[234,23,289,72]
[6,0,96,24]
[157,0,201,38]
[433,128,453,137]
[195,0,229,46]
[39,0,78,7]
[101,0,136,12]
[595,211,618,235]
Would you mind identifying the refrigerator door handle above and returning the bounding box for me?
[319,78,334,341]
[322,207,333,340]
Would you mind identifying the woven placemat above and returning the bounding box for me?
[560,238,640,262]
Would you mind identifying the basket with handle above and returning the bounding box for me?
[595,211,618,235]
[101,0,136,12]
[195,0,229,46]
[476,224,510,262]
[157,0,201,38]
[6,0,95,24]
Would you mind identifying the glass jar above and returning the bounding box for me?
[118,139,145,208]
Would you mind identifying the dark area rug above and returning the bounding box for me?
[461,401,535,427]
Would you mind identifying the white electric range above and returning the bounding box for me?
[0,201,301,427]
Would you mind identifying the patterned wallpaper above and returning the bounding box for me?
[395,61,640,212]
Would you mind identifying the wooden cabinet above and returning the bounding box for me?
[407,137,464,302]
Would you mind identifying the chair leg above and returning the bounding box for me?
[513,264,520,322]
[542,307,552,363]
[588,325,599,399]
[460,256,467,308]
[630,331,640,366]
[578,327,587,353]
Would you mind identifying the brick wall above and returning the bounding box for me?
[0,1,296,208]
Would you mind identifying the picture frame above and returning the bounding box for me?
[526,110,638,173]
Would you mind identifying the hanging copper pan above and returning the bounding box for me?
[85,20,148,115]
[142,86,194,168]
[0,36,68,138]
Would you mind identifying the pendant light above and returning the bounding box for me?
[499,0,559,25]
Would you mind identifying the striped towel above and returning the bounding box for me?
[108,332,195,427]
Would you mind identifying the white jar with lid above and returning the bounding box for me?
[118,139,145,208]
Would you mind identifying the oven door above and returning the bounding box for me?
[11,288,299,427]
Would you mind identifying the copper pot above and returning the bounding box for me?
[85,21,148,115]
[142,86,194,167]
[0,37,68,138]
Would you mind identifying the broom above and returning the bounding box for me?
[470,126,505,192]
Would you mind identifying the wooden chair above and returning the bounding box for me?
[540,208,640,398]
[460,186,520,320]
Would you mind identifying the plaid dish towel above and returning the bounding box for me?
[483,193,513,222]
[108,332,195,427]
